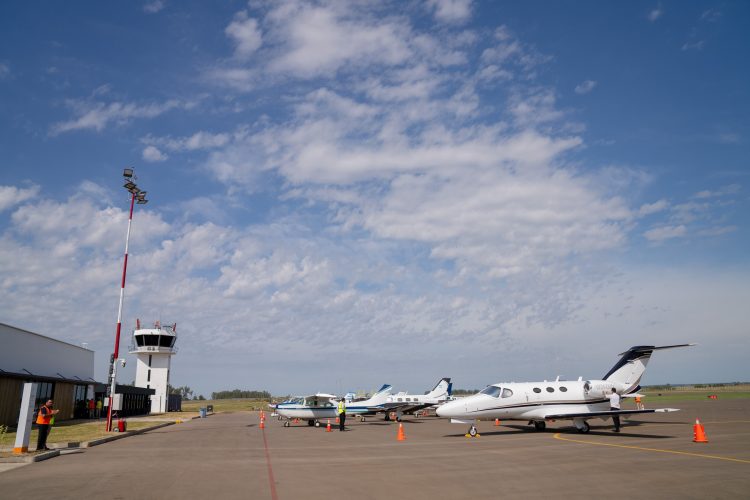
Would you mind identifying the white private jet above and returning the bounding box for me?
[436,344,694,436]
[383,377,453,421]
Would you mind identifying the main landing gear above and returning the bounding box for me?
[529,420,546,431]
[307,419,320,427]
[465,424,480,438]
[573,419,590,433]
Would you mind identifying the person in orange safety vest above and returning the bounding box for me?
[36,399,60,451]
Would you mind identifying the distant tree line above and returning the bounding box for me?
[168,384,206,400]
[211,389,272,400]
[451,388,480,396]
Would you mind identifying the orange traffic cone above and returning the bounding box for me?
[260,418,265,430]
[397,423,406,441]
[294,418,299,424]
[693,419,708,443]
[326,419,332,432]
[335,416,340,424]
[494,418,501,426]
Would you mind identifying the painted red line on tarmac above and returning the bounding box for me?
[261,429,279,500]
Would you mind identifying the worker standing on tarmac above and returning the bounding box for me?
[337,397,346,431]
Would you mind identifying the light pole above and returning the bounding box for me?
[106,168,148,432]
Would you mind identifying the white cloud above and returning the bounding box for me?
[682,40,705,51]
[142,130,235,156]
[50,98,191,135]
[701,9,721,22]
[637,199,669,217]
[143,0,165,14]
[225,11,263,60]
[266,3,412,77]
[644,224,686,242]
[0,185,40,212]
[0,62,9,80]
[427,0,473,24]
[574,79,597,95]
[693,184,740,199]
[142,145,168,162]
[648,6,663,22]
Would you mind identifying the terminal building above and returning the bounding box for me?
[0,322,154,428]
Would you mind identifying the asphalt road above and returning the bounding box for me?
[1,399,748,499]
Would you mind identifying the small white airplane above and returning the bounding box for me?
[273,393,338,427]
[384,377,453,421]
[436,344,694,436]
[273,385,393,427]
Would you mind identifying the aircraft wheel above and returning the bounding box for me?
[308,420,315,427]
[468,425,478,437]
[384,413,391,421]
[278,416,282,421]
[577,422,590,433]
[284,421,290,427]
[315,421,321,427]
[534,421,546,431]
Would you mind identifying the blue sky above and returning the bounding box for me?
[1,1,748,397]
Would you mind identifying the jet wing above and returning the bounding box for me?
[383,402,431,414]
[543,408,679,420]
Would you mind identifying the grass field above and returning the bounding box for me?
[181,398,271,412]
[640,390,750,403]
[0,420,159,451]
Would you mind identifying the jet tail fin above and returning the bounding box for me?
[603,344,695,392]
[425,378,452,399]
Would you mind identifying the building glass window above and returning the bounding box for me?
[34,382,55,412]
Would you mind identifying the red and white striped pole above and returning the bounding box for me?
[106,177,140,431]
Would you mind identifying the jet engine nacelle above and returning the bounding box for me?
[583,380,627,397]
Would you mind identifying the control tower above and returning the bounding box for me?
[129,320,178,413]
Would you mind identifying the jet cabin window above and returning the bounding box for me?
[480,386,502,398]
[501,388,513,398]
[533,387,542,393]
[546,387,555,393]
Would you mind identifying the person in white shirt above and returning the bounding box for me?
[606,388,621,432]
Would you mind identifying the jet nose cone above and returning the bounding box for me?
[436,401,457,417]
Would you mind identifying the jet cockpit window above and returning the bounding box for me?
[501,388,513,398]
[480,385,502,398]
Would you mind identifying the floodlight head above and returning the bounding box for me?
[136,198,148,205]
[123,181,137,191]
[123,168,134,178]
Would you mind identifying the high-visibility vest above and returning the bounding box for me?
[338,401,346,414]
[36,406,53,425]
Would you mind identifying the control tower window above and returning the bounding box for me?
[159,335,172,347]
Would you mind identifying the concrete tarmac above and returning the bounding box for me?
[0,399,748,499]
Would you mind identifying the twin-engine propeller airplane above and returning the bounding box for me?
[383,377,453,421]
[436,344,694,436]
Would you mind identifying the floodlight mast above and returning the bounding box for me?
[106,168,148,432]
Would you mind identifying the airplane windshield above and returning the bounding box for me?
[480,385,502,398]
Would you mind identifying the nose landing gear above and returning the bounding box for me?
[465,424,480,438]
